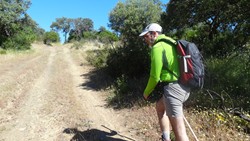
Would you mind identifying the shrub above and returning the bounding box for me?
[107,75,145,109]
[85,47,110,68]
[106,44,150,79]
[43,31,60,45]
[71,41,84,50]
[0,48,6,54]
[2,27,36,50]
[83,31,97,40]
[188,50,250,111]
[98,30,119,44]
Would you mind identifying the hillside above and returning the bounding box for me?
[0,43,249,141]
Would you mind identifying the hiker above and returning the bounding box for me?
[139,23,190,141]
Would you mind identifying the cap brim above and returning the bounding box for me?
[139,30,149,37]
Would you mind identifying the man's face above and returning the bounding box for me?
[143,32,152,46]
[143,31,157,47]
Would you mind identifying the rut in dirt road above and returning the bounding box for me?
[0,45,138,141]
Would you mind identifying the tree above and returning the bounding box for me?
[161,0,250,57]
[0,0,31,46]
[109,0,163,45]
[81,18,94,32]
[98,26,106,32]
[50,17,71,43]
[21,13,45,41]
[0,0,42,50]
[68,18,94,41]
[97,28,119,44]
[1,25,36,50]
[33,27,45,41]
[107,0,164,78]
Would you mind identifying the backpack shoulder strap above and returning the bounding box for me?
[162,49,179,78]
[155,38,179,78]
[154,38,177,47]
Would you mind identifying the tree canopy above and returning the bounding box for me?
[0,0,40,50]
[50,17,71,43]
[161,0,250,57]
[107,0,164,78]
[0,0,31,36]
[69,18,94,41]
[109,0,163,45]
[51,17,94,43]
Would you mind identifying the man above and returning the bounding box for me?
[139,23,190,141]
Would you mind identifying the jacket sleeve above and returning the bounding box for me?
[144,47,163,96]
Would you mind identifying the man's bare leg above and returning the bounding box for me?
[169,116,189,141]
[156,97,171,140]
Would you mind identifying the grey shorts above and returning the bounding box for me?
[163,82,190,117]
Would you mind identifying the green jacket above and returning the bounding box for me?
[144,34,180,96]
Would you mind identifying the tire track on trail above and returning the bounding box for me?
[0,48,49,111]
[1,47,57,140]
[0,47,51,133]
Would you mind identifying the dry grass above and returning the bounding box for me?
[121,105,250,141]
[120,106,162,141]
[185,109,250,141]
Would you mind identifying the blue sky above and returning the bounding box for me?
[27,0,169,41]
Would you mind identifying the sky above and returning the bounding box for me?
[27,0,169,41]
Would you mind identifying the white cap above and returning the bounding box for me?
[139,23,162,36]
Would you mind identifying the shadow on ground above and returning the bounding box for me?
[79,68,113,91]
[78,67,146,109]
[63,126,136,141]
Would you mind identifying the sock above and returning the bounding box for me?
[163,131,170,140]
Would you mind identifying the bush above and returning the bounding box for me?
[83,31,97,40]
[43,31,60,45]
[85,47,110,68]
[2,27,36,50]
[71,41,84,50]
[107,75,147,109]
[98,30,119,44]
[106,43,150,79]
[0,48,6,54]
[188,50,250,111]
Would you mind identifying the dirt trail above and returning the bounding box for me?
[0,44,138,141]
